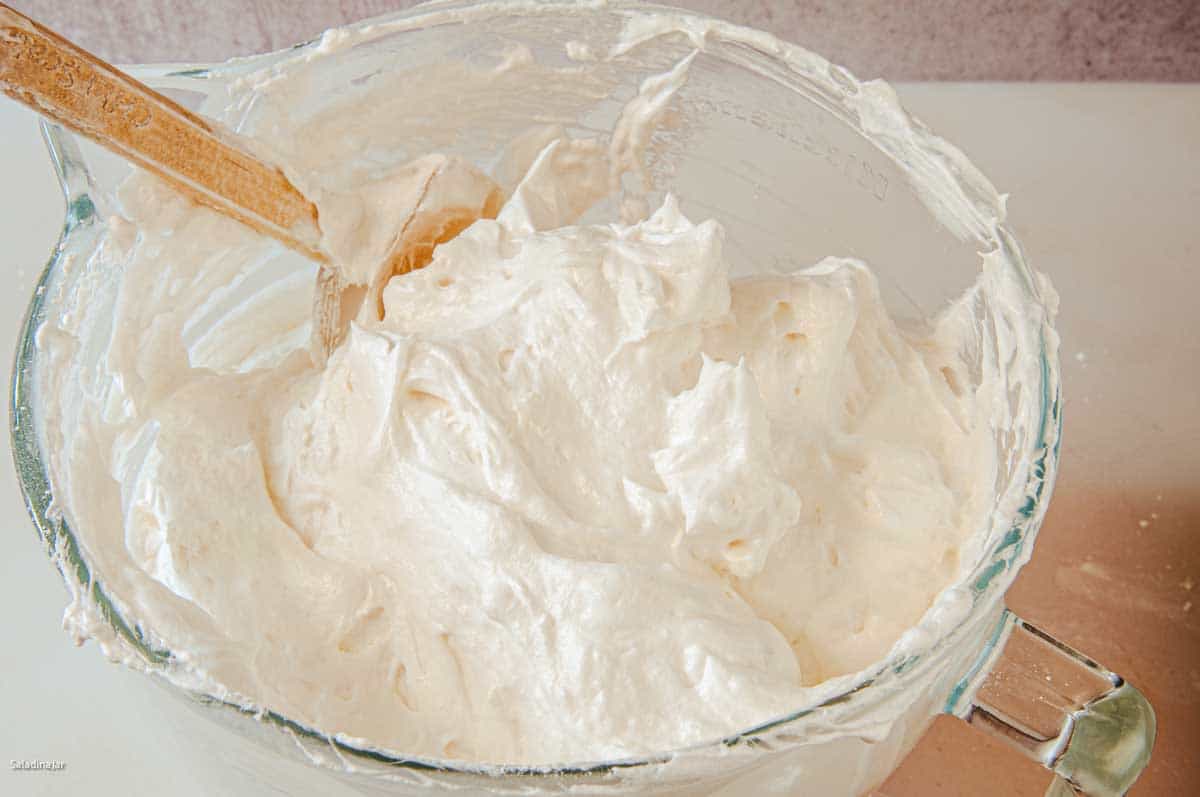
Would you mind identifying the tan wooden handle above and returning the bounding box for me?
[0,2,326,262]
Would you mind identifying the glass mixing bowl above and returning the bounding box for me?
[9,2,1154,795]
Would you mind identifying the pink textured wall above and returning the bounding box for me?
[8,0,1200,79]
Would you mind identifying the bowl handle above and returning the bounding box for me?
[947,610,1155,796]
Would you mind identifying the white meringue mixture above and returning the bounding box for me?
[37,33,999,767]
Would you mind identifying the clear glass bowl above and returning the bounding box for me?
[9,2,1151,795]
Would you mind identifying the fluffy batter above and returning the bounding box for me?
[38,46,994,766]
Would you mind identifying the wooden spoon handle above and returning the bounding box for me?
[0,2,326,262]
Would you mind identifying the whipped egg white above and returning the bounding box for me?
[36,28,1000,768]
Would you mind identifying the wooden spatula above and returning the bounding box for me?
[0,2,373,363]
[0,2,327,263]
[0,3,500,362]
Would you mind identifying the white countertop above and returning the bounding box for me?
[2,83,1197,796]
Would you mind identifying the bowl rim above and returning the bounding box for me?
[9,0,1062,781]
